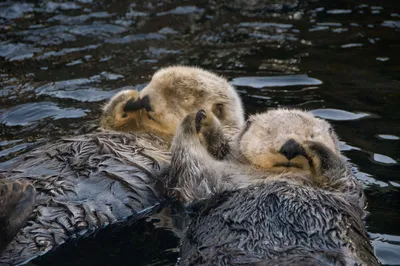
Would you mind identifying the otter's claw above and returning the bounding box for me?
[195,109,207,133]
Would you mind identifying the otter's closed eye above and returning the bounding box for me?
[147,113,156,122]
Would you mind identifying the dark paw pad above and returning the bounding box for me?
[195,109,207,133]
[303,141,341,172]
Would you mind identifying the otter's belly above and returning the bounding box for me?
[180,181,378,266]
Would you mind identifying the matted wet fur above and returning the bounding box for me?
[0,132,169,265]
[167,108,379,265]
[0,65,244,265]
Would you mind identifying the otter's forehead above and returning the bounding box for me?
[153,66,223,82]
[149,66,230,96]
[248,109,329,133]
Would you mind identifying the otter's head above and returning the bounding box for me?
[139,66,245,140]
[237,109,340,174]
[100,89,146,132]
[100,66,244,142]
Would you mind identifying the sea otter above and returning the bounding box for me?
[0,66,244,265]
[167,108,379,265]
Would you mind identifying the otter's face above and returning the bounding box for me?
[100,89,146,132]
[238,109,340,174]
[139,66,244,140]
[100,66,244,142]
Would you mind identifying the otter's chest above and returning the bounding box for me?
[181,182,372,265]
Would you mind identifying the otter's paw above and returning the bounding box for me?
[122,91,142,113]
[195,109,207,133]
[302,141,344,174]
[0,180,36,252]
[195,109,216,134]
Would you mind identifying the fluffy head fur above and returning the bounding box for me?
[100,66,244,142]
[236,109,340,176]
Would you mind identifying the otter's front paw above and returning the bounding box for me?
[302,141,344,175]
[195,109,207,133]
[195,109,215,134]
[0,179,36,252]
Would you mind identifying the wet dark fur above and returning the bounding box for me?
[0,178,36,253]
[0,130,169,265]
[167,111,380,266]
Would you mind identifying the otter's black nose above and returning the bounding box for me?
[279,139,304,160]
[123,95,152,113]
[141,95,152,112]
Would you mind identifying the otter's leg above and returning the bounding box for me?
[168,110,227,204]
[197,109,230,160]
[301,141,365,209]
[0,178,36,252]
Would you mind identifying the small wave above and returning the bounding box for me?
[231,75,322,88]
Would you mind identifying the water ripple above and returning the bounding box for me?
[106,33,165,44]
[48,12,112,24]
[0,42,43,61]
[382,20,400,28]
[157,6,204,16]
[376,134,399,140]
[372,154,398,165]
[38,44,100,59]
[231,75,322,88]
[370,233,400,265]
[0,102,88,126]
[311,109,372,121]
[239,22,293,29]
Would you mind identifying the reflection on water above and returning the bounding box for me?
[0,0,399,265]
[231,74,322,88]
[311,108,372,121]
[0,102,88,126]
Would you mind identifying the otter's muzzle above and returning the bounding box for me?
[279,139,306,160]
[123,95,152,112]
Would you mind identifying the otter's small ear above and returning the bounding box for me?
[123,99,143,112]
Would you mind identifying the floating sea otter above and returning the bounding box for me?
[167,108,379,265]
[0,66,244,265]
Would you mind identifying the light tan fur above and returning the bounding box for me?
[100,66,244,142]
[100,90,144,132]
[234,109,340,177]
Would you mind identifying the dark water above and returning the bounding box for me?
[0,0,399,265]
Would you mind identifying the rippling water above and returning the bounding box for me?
[0,0,399,265]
